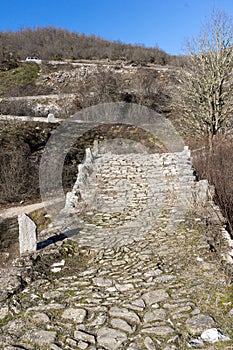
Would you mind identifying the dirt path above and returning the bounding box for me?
[0,202,46,219]
[0,115,63,123]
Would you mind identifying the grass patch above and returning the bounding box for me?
[30,209,51,233]
[0,62,40,96]
[33,240,96,280]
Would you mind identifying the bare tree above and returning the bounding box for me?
[172,9,233,147]
[0,27,170,64]
[0,143,38,203]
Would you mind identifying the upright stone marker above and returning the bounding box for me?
[18,213,37,255]
[47,113,56,123]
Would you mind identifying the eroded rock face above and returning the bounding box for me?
[18,213,37,255]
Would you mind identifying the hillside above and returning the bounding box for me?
[0,27,177,65]
[0,26,233,350]
[0,54,232,233]
[0,57,178,208]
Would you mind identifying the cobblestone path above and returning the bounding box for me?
[0,148,232,349]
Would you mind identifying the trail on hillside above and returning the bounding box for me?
[0,202,45,219]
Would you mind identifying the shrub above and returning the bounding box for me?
[193,137,233,234]
[0,143,39,204]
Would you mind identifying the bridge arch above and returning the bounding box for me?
[39,102,184,220]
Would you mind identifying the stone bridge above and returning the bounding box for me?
[0,143,233,349]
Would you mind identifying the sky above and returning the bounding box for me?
[0,0,233,55]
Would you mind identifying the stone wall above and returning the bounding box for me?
[65,145,209,218]
[61,143,233,262]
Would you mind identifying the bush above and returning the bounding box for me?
[0,62,39,97]
[0,143,39,204]
[193,137,233,233]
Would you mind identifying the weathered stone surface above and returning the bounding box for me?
[185,314,216,335]
[144,308,167,322]
[142,326,175,336]
[93,277,114,287]
[131,299,145,309]
[144,269,162,277]
[47,113,56,122]
[144,336,157,350]
[0,337,12,348]
[142,289,169,306]
[31,312,50,323]
[50,344,63,350]
[74,330,95,344]
[66,337,78,347]
[18,213,37,254]
[2,318,27,335]
[110,318,135,333]
[154,274,174,283]
[109,306,140,324]
[201,328,230,343]
[90,312,107,326]
[62,308,87,322]
[78,340,89,349]
[0,305,9,321]
[65,147,95,209]
[25,302,65,313]
[97,327,127,350]
[115,283,134,292]
[22,330,57,345]
[127,343,142,350]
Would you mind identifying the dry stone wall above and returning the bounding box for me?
[64,145,209,231]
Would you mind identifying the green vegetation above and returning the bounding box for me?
[0,62,40,96]
[30,209,51,233]
[33,239,94,280]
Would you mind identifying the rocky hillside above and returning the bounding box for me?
[0,60,173,116]
[0,59,176,207]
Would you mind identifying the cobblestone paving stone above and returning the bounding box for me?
[0,149,233,349]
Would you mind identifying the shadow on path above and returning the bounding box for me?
[37,228,81,250]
